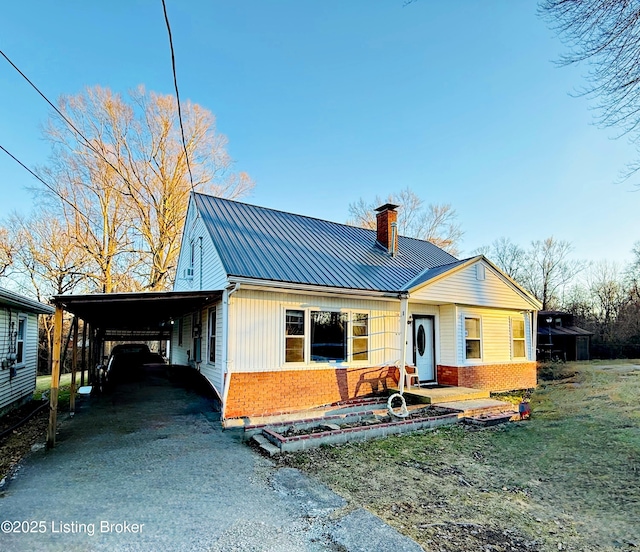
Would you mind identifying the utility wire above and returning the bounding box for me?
[161,0,195,191]
[0,48,135,197]
[0,143,97,227]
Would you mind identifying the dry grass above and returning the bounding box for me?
[280,361,640,552]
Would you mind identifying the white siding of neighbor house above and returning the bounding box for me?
[456,306,534,365]
[410,259,537,311]
[227,288,402,373]
[169,300,224,396]
[173,201,228,292]
[0,310,39,412]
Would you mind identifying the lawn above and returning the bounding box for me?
[280,361,640,552]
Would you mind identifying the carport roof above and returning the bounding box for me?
[53,290,221,339]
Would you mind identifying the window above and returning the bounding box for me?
[16,317,25,364]
[178,317,184,346]
[352,313,369,361]
[208,308,216,363]
[310,311,348,362]
[512,318,526,358]
[464,317,481,359]
[190,240,195,268]
[285,310,305,363]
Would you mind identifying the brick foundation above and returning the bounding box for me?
[224,366,399,419]
[436,362,537,392]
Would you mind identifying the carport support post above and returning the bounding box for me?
[47,304,64,449]
[80,320,87,387]
[70,317,78,416]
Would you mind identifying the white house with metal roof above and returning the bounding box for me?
[1,287,54,416]
[171,192,541,424]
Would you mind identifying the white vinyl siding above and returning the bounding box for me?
[457,307,533,364]
[170,301,224,397]
[436,304,456,365]
[0,310,39,412]
[173,200,228,292]
[410,260,537,310]
[227,289,401,373]
[171,314,192,365]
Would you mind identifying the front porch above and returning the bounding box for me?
[390,384,490,404]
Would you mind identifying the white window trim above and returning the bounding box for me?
[284,308,307,365]
[15,314,27,367]
[282,307,371,367]
[350,311,370,364]
[207,307,216,365]
[464,316,482,362]
[511,317,527,360]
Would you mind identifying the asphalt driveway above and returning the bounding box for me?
[0,369,423,552]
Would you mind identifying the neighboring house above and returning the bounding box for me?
[171,193,542,425]
[0,287,54,416]
[537,311,592,362]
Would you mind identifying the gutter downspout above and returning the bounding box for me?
[199,236,203,291]
[221,282,239,423]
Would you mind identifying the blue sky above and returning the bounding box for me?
[0,1,637,265]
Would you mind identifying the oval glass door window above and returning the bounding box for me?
[417,325,426,356]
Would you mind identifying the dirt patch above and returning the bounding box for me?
[0,401,49,484]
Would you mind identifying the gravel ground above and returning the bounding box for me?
[0,369,421,552]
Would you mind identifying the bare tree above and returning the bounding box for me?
[40,85,254,292]
[588,261,627,333]
[541,1,640,177]
[8,210,89,300]
[0,225,14,278]
[472,237,526,281]
[347,188,463,255]
[520,237,584,310]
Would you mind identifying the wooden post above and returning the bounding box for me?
[47,304,64,449]
[88,323,93,385]
[70,317,78,415]
[80,320,87,387]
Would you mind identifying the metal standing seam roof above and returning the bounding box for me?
[193,193,459,293]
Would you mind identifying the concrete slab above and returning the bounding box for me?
[0,373,346,551]
[390,385,490,404]
[270,468,346,517]
[435,398,516,415]
[330,508,425,552]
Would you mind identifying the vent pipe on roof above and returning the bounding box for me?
[390,222,398,257]
[375,203,399,255]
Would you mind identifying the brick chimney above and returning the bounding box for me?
[375,203,399,254]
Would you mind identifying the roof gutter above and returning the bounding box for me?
[227,277,402,300]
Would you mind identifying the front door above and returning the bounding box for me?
[414,316,435,383]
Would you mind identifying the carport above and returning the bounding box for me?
[47,290,221,448]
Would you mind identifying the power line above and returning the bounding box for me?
[161,0,195,191]
[0,48,134,198]
[0,143,97,227]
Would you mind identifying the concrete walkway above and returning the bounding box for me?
[0,370,423,552]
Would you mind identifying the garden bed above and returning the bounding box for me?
[259,405,460,453]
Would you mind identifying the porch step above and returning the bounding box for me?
[251,433,281,456]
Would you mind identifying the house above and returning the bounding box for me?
[170,193,542,425]
[537,311,592,362]
[0,287,54,416]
